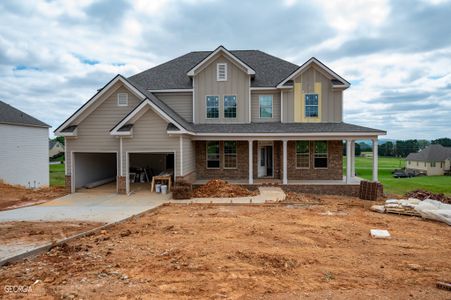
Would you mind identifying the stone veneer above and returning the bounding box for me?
[65,175,71,193]
[117,176,126,194]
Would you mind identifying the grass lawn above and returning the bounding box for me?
[50,163,65,187]
[345,156,451,196]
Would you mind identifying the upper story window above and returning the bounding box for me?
[217,63,227,81]
[224,95,237,118]
[305,94,318,117]
[117,93,128,106]
[206,141,220,168]
[206,96,219,118]
[259,95,273,118]
[296,141,310,169]
[314,141,328,168]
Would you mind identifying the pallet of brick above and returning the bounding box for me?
[359,181,378,200]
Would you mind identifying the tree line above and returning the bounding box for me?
[378,138,451,157]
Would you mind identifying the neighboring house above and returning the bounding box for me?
[406,144,451,176]
[49,140,65,158]
[0,100,50,188]
[55,46,386,194]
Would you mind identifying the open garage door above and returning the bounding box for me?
[128,152,174,193]
[73,152,118,192]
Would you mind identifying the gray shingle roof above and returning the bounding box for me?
[406,144,451,162]
[128,50,299,89]
[0,100,49,128]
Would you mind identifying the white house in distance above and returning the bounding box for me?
[0,100,50,188]
[49,139,64,158]
[406,144,451,176]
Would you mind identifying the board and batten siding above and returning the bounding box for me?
[251,90,281,122]
[154,92,193,122]
[0,124,49,187]
[65,84,141,175]
[194,54,250,123]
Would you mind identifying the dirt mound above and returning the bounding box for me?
[405,189,451,204]
[192,179,258,198]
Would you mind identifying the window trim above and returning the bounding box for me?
[206,141,220,169]
[205,95,220,119]
[313,141,328,169]
[117,93,128,107]
[295,141,310,169]
[223,95,237,119]
[259,95,273,119]
[431,161,436,167]
[223,141,237,169]
[217,63,227,81]
[304,93,319,118]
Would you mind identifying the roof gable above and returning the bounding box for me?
[0,100,49,128]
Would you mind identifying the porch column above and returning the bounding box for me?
[351,140,356,177]
[372,138,378,182]
[248,140,253,184]
[346,139,352,183]
[283,140,288,185]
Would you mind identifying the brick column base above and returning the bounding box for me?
[118,176,126,194]
[65,175,71,193]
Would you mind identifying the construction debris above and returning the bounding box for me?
[436,281,451,291]
[191,180,258,198]
[370,229,391,239]
[405,190,451,204]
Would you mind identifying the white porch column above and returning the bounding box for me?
[351,140,356,177]
[346,139,352,183]
[283,140,288,185]
[372,138,379,182]
[248,140,253,184]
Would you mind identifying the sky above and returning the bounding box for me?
[0,0,450,140]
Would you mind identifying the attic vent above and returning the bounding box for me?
[217,63,227,81]
[117,93,128,106]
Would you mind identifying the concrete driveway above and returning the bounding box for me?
[0,190,171,223]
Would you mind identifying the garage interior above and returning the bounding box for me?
[74,152,117,192]
[128,152,174,193]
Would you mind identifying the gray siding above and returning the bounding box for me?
[65,84,141,175]
[251,90,281,122]
[194,54,250,123]
[182,136,196,176]
[154,92,193,122]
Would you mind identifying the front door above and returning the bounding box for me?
[258,143,274,177]
[258,147,267,177]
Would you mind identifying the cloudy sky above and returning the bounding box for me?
[0,0,450,139]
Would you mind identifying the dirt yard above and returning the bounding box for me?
[0,195,450,299]
[0,183,67,211]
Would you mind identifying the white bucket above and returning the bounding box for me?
[155,184,161,193]
[161,185,168,194]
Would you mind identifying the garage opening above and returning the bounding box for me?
[74,152,117,192]
[128,152,174,193]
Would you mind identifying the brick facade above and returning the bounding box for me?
[117,176,126,194]
[65,175,71,193]
[282,184,360,197]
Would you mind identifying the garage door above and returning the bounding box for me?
[73,152,118,191]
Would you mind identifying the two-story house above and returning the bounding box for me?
[55,46,385,194]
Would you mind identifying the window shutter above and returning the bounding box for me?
[217,63,227,81]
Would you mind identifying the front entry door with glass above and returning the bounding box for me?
[257,142,273,177]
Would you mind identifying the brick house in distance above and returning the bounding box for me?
[55,46,386,195]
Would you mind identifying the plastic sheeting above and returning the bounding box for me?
[414,199,451,226]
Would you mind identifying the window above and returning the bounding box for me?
[117,93,128,106]
[424,162,426,167]
[206,96,219,118]
[259,95,273,118]
[296,141,310,168]
[314,141,328,168]
[206,141,220,168]
[305,94,318,117]
[217,63,227,81]
[224,141,237,168]
[224,96,237,118]
[441,162,444,168]
[417,162,419,166]
[431,161,436,167]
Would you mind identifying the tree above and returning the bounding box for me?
[431,138,451,147]
[358,142,371,152]
[51,136,65,145]
[355,142,361,156]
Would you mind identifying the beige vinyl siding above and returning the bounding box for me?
[65,84,141,175]
[194,54,250,123]
[282,90,294,123]
[154,92,193,122]
[182,136,196,176]
[121,108,180,177]
[251,90,281,122]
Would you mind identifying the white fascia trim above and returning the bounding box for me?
[277,58,350,88]
[192,131,386,137]
[250,87,279,91]
[187,46,256,76]
[148,89,193,93]
[56,128,78,137]
[111,99,189,135]
[55,75,145,135]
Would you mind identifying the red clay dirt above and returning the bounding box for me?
[0,195,450,299]
[0,183,67,211]
[192,179,258,198]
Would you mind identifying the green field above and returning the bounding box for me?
[345,156,451,196]
[50,163,65,186]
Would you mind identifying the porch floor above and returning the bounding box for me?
[194,176,362,186]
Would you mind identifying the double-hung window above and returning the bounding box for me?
[259,95,273,118]
[305,94,318,117]
[206,141,220,168]
[224,96,237,118]
[206,96,219,118]
[224,141,237,168]
[296,141,310,168]
[314,141,328,168]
